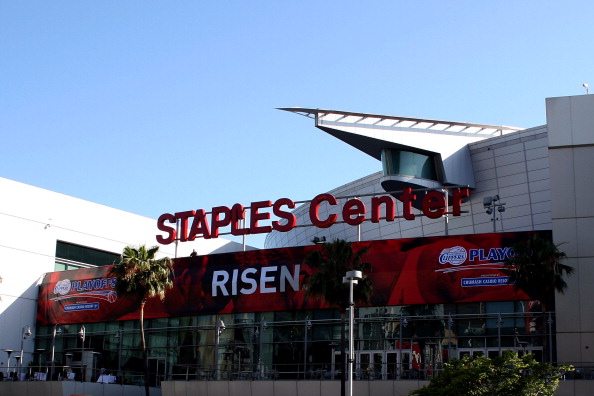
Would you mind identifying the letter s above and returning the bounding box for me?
[156,213,177,245]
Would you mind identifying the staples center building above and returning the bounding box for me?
[2,94,593,395]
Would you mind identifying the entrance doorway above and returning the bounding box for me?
[334,350,412,380]
[147,357,166,387]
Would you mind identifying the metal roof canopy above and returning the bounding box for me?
[278,107,523,137]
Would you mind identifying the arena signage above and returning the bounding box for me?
[37,232,546,326]
[156,187,470,244]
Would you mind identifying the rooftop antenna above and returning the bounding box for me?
[583,83,589,94]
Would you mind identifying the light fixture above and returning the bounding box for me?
[217,318,226,335]
[214,317,226,380]
[483,195,499,208]
[484,195,506,232]
[79,325,86,382]
[19,326,32,377]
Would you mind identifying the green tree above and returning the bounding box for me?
[303,239,373,396]
[409,351,572,396]
[504,234,573,313]
[503,234,573,361]
[110,245,174,396]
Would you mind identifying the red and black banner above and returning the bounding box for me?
[36,232,544,325]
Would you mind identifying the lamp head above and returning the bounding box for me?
[217,318,226,333]
[345,270,363,280]
[483,196,493,208]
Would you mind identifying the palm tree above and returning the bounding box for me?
[504,234,573,312]
[110,245,174,396]
[304,239,373,396]
[503,233,573,361]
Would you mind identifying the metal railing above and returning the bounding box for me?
[0,364,149,386]
[5,361,593,385]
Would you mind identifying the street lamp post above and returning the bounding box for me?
[4,350,13,375]
[399,315,408,378]
[19,325,32,378]
[547,313,554,362]
[79,325,86,382]
[213,318,225,380]
[114,329,123,384]
[35,348,45,377]
[343,270,362,396]
[50,324,62,380]
[496,313,504,356]
[447,314,453,361]
[257,321,268,378]
[303,317,312,379]
[329,343,338,380]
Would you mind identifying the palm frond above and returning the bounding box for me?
[110,245,174,302]
[503,234,572,308]
[304,239,373,311]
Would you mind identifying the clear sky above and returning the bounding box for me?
[1,1,592,248]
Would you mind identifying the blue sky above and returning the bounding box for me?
[1,1,592,248]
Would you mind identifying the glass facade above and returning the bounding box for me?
[381,149,438,180]
[54,241,119,271]
[33,301,549,384]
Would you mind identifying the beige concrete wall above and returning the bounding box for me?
[0,382,160,396]
[557,380,594,396]
[2,379,589,396]
[547,94,594,366]
[161,380,427,396]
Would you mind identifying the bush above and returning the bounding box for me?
[409,351,572,396]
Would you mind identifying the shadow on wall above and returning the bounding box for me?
[0,279,45,371]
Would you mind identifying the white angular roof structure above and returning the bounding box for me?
[279,107,524,195]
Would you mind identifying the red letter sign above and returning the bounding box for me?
[309,193,338,228]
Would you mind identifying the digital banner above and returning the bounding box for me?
[36,232,544,325]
